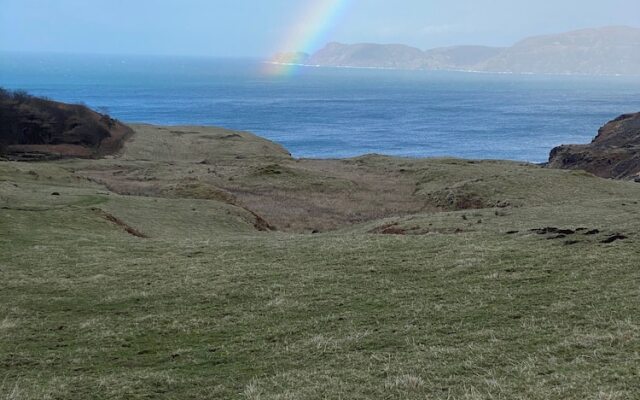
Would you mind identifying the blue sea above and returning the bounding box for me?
[2,52,640,162]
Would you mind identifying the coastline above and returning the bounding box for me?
[124,122,553,166]
[264,60,638,78]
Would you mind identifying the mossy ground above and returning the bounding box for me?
[1,126,639,399]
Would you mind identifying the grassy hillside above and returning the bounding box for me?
[1,125,639,399]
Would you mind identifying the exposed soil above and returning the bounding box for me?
[526,226,628,245]
[92,208,148,238]
[369,222,468,236]
[601,234,628,244]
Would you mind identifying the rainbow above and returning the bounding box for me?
[265,0,351,75]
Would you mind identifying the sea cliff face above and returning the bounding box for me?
[287,26,640,75]
[549,112,640,180]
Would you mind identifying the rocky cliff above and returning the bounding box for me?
[548,112,640,180]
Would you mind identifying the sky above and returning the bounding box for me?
[1,0,639,57]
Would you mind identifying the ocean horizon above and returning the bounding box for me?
[2,52,640,162]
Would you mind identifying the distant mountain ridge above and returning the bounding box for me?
[273,26,640,75]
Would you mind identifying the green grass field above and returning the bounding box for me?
[1,125,639,399]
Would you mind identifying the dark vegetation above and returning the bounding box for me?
[0,88,132,159]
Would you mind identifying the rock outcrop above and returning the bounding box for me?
[0,89,133,160]
[548,112,640,180]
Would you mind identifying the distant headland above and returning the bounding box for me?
[271,26,640,76]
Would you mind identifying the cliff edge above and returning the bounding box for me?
[549,112,640,180]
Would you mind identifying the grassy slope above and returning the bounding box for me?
[1,125,640,399]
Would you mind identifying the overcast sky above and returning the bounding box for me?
[1,0,639,57]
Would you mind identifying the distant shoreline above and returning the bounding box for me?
[264,61,636,78]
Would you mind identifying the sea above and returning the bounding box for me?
[2,52,640,163]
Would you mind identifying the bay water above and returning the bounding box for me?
[2,52,640,162]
